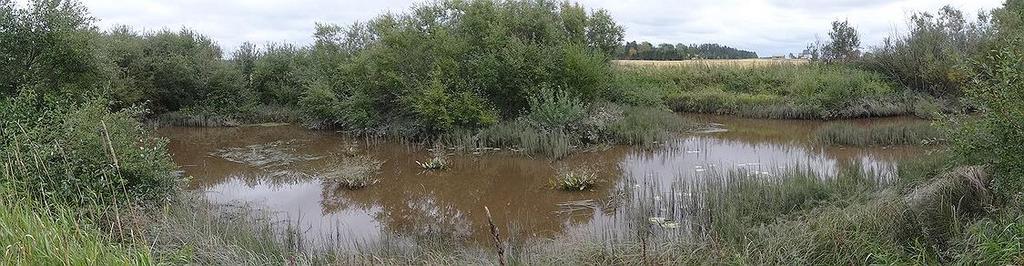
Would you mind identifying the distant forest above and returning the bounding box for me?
[616,41,758,60]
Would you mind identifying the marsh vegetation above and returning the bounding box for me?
[2,0,1023,264]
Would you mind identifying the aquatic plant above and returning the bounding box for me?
[416,157,449,170]
[552,167,599,191]
[322,155,383,190]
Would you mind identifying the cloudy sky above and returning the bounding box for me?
[81,0,1003,56]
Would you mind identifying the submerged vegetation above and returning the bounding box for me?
[1,0,1022,264]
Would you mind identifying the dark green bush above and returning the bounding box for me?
[249,43,311,105]
[305,0,623,133]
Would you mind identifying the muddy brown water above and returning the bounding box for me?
[156,114,927,248]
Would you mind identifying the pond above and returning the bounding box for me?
[156,114,926,249]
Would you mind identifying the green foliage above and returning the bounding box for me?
[144,29,245,113]
[249,43,311,105]
[821,20,861,63]
[860,6,992,96]
[409,73,499,134]
[950,48,1024,194]
[526,87,586,132]
[948,0,1024,195]
[305,0,623,133]
[0,0,104,103]
[1,95,179,206]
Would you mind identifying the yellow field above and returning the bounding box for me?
[613,59,810,68]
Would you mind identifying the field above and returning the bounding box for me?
[613,58,810,68]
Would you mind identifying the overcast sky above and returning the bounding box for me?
[81,0,1004,56]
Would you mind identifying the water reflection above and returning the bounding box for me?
[157,114,925,247]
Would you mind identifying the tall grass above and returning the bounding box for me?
[814,121,942,146]
[151,110,241,127]
[0,199,152,265]
[522,161,991,264]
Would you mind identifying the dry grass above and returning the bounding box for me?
[614,59,810,68]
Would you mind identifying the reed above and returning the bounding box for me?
[151,111,240,127]
[814,121,942,146]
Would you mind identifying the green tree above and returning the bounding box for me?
[823,20,860,63]
[0,0,103,107]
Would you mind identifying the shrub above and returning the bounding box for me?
[307,0,623,131]
[950,47,1024,194]
[0,95,179,206]
[409,74,499,134]
[526,87,587,132]
[859,6,993,97]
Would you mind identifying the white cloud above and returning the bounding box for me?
[81,0,1005,56]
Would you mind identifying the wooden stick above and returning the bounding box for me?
[484,206,506,266]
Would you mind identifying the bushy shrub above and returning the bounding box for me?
[950,47,1024,194]
[249,43,312,105]
[0,95,179,206]
[307,0,623,132]
[409,74,499,134]
[526,87,587,132]
[859,6,993,97]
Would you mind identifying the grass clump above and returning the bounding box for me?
[552,166,599,191]
[417,147,450,170]
[321,155,383,190]
[814,121,942,146]
[0,199,152,265]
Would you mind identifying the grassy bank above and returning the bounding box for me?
[612,63,940,119]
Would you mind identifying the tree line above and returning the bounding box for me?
[616,41,758,60]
